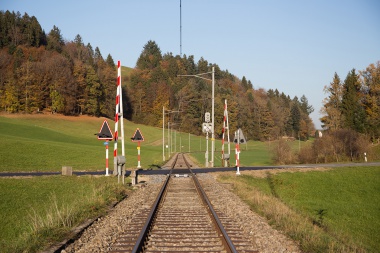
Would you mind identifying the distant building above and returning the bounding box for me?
[315,130,323,138]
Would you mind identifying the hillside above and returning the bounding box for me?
[0,113,281,172]
[0,10,317,143]
[0,113,166,172]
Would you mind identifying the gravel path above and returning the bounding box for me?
[61,173,301,253]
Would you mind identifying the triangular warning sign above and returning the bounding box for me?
[131,128,144,142]
[97,120,113,140]
[233,128,247,144]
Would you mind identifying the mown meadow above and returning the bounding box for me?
[0,114,379,252]
[217,167,380,252]
[0,113,285,172]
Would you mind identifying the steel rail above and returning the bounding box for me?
[183,155,238,253]
[131,153,237,253]
[130,154,178,253]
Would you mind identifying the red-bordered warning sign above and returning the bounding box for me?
[131,128,144,142]
[96,120,113,140]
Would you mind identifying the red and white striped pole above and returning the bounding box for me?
[236,143,240,175]
[221,99,230,167]
[235,129,240,175]
[221,100,227,166]
[137,141,141,168]
[113,61,121,175]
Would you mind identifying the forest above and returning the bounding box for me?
[1,10,379,144]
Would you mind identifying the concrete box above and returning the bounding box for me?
[62,166,73,176]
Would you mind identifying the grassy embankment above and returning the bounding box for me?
[0,176,129,253]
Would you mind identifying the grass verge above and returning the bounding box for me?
[0,175,130,253]
[216,166,380,253]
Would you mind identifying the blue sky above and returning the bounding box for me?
[3,0,380,129]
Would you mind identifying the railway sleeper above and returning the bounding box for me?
[152,222,213,227]
[144,250,225,253]
[145,245,226,252]
[147,237,222,242]
[146,240,223,246]
[149,230,219,236]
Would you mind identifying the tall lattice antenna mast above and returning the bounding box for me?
[180,0,182,57]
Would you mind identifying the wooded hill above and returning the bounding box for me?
[5,10,377,142]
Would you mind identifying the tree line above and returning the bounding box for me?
[274,62,380,164]
[0,10,117,117]
[128,40,316,141]
[1,10,317,141]
[320,63,380,141]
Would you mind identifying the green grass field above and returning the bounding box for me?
[275,167,380,252]
[217,167,380,252]
[0,114,281,172]
[1,114,379,252]
[0,175,129,253]
[0,114,170,172]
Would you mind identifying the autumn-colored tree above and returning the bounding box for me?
[360,61,380,140]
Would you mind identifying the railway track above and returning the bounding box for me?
[108,153,258,253]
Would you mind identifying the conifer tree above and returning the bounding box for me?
[341,69,366,132]
[290,99,301,135]
[300,95,314,115]
[106,54,115,68]
[321,72,343,130]
[136,40,162,70]
[47,25,64,53]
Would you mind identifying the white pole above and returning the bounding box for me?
[163,106,165,161]
[211,66,215,167]
[105,142,109,176]
[236,130,241,175]
[168,121,170,156]
[206,132,209,167]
